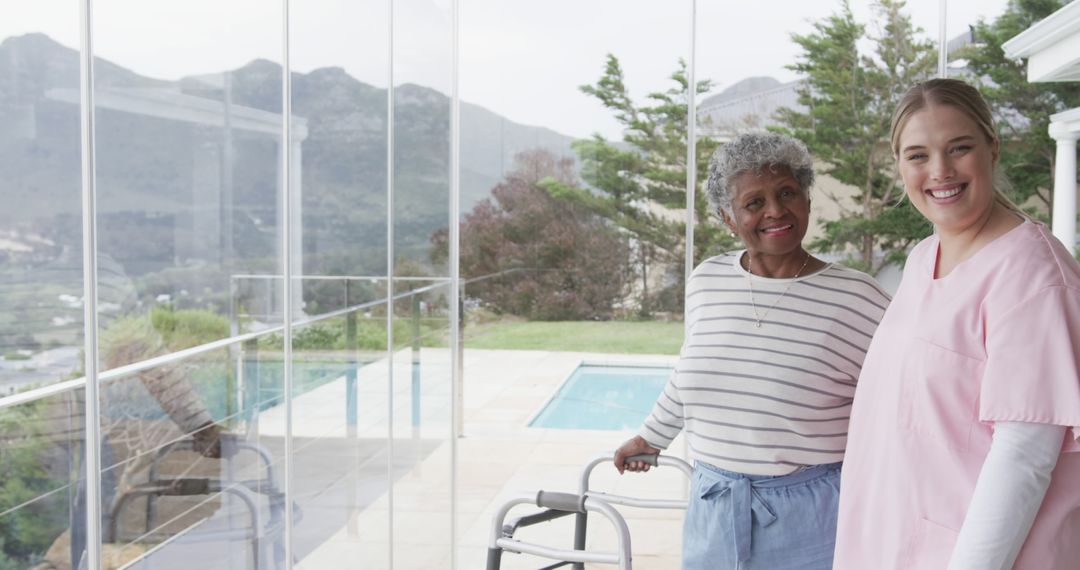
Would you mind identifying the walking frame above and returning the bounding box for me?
[486,452,693,570]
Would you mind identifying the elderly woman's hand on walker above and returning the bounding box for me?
[614,435,660,474]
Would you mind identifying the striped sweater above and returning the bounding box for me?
[640,251,890,476]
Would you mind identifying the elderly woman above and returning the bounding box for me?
[614,132,890,569]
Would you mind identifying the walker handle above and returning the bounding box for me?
[624,453,659,467]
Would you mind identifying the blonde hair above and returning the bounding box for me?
[890,78,1027,218]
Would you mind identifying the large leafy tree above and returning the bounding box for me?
[959,0,1080,211]
[437,150,632,321]
[566,56,735,315]
[777,0,936,273]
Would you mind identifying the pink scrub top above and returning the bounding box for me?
[835,222,1080,569]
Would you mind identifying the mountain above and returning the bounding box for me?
[700,76,781,108]
[0,33,578,278]
[698,76,803,137]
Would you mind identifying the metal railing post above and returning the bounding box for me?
[346,281,358,436]
[455,280,465,438]
[410,292,421,433]
[227,276,239,422]
[241,337,260,425]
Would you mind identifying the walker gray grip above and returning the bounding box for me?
[534,490,586,513]
[625,453,659,466]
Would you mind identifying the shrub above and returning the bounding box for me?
[435,150,631,320]
[148,307,229,350]
[0,399,66,564]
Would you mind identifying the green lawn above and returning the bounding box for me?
[465,320,683,355]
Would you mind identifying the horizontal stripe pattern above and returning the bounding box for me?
[641,251,889,476]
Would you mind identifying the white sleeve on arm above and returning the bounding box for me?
[638,373,684,450]
[947,421,1066,570]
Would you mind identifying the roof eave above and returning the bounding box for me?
[1002,0,1080,58]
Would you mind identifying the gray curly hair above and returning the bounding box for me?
[706,132,815,217]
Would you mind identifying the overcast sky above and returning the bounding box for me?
[3,0,1010,139]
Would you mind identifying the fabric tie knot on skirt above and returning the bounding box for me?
[694,462,838,565]
[699,473,778,562]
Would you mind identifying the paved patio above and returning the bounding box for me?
[291,347,686,569]
[113,347,685,569]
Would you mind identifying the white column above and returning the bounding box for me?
[1050,122,1078,254]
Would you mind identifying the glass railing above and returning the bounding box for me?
[0,273,461,570]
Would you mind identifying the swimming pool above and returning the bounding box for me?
[529,364,672,431]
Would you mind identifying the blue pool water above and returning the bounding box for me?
[529,365,671,431]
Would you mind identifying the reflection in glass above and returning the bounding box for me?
[391,1,455,568]
[0,392,80,569]
[0,33,85,391]
[288,0,393,568]
[0,10,86,566]
[90,0,285,566]
[97,350,259,567]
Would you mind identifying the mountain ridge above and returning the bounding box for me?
[0,33,579,276]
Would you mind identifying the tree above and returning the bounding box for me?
[959,0,1080,211]
[569,56,735,315]
[436,150,632,321]
[777,0,936,272]
[0,398,66,566]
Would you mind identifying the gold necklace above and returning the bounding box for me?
[746,251,811,328]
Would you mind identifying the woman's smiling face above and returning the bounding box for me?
[896,103,999,235]
[722,166,810,258]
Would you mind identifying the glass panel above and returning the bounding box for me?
[289,0,392,567]
[392,1,454,568]
[0,2,85,566]
[0,392,82,569]
[457,1,689,566]
[99,349,269,568]
[388,278,452,569]
[0,13,84,394]
[91,0,284,567]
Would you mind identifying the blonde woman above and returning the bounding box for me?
[835,78,1080,569]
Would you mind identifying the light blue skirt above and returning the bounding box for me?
[682,461,841,570]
